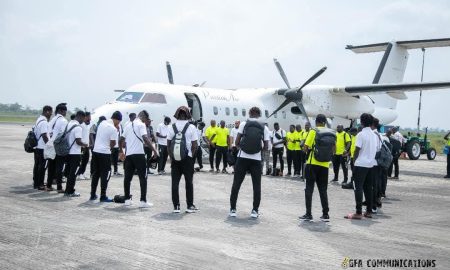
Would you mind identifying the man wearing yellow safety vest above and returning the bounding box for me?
[294,124,303,178]
[342,127,359,189]
[204,120,218,172]
[331,125,351,183]
[286,125,297,177]
[299,122,311,180]
[444,131,450,178]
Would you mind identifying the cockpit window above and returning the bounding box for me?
[116,92,143,103]
[140,93,167,104]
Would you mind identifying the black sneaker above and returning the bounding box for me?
[99,196,113,203]
[186,205,199,213]
[173,205,181,213]
[362,201,367,206]
[298,213,313,221]
[221,168,227,174]
[194,167,200,172]
[216,169,220,173]
[320,214,330,222]
[331,178,338,182]
[341,182,353,189]
[444,175,450,179]
[89,195,98,201]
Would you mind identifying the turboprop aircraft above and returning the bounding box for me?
[92,38,450,130]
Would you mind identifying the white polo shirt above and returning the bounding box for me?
[230,127,239,147]
[93,120,117,154]
[66,120,83,155]
[156,122,170,146]
[122,118,147,156]
[237,118,271,161]
[49,114,68,140]
[167,120,198,158]
[354,127,378,168]
[272,129,286,148]
[114,124,122,148]
[34,116,49,150]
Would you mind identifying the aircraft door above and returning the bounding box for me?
[184,93,203,122]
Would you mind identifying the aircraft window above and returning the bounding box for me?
[242,109,246,117]
[116,92,143,103]
[233,108,238,116]
[291,107,302,115]
[140,93,167,104]
[225,107,230,116]
[282,111,286,119]
[213,106,218,115]
[265,110,269,118]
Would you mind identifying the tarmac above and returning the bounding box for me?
[0,123,449,270]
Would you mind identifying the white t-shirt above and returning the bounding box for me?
[93,120,117,154]
[80,122,91,144]
[67,120,83,155]
[272,129,286,148]
[49,114,68,140]
[230,127,239,147]
[237,118,271,161]
[114,124,122,148]
[122,118,147,156]
[156,123,170,146]
[34,115,49,150]
[354,127,378,168]
[393,131,406,145]
[167,120,198,158]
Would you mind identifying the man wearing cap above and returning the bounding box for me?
[167,106,199,213]
[90,111,122,202]
[119,110,158,207]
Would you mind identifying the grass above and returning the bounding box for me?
[427,133,448,154]
[0,115,36,123]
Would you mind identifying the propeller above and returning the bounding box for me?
[166,61,174,84]
[269,58,327,123]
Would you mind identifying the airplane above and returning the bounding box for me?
[91,38,450,131]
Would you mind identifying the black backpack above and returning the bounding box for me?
[389,137,402,158]
[312,128,336,162]
[169,123,190,161]
[239,120,264,154]
[375,135,393,169]
[24,119,46,153]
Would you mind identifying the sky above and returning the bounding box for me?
[1,0,450,129]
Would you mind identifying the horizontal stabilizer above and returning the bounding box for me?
[346,38,450,53]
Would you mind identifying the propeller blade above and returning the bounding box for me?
[273,58,291,89]
[298,66,327,91]
[166,61,174,84]
[294,100,310,123]
[268,99,291,118]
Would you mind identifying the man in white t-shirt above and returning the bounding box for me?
[167,106,199,213]
[271,122,286,176]
[345,113,378,220]
[119,110,158,208]
[194,121,206,171]
[229,120,240,173]
[111,123,123,176]
[33,105,53,190]
[90,111,122,202]
[229,107,270,219]
[156,116,171,174]
[64,111,88,197]
[76,112,92,180]
[46,103,68,192]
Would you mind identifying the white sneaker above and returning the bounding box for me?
[229,209,237,217]
[139,201,153,208]
[78,174,86,180]
[173,205,181,213]
[124,199,132,206]
[250,209,259,218]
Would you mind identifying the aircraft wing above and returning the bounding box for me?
[336,81,450,99]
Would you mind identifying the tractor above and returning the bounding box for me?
[402,127,437,160]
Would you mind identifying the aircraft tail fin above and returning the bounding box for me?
[346,38,450,109]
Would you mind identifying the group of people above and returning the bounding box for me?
[30,103,449,221]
